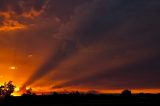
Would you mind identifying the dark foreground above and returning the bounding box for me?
[1,94,160,106]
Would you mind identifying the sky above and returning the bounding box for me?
[0,0,160,93]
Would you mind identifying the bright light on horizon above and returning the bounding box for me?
[15,87,20,92]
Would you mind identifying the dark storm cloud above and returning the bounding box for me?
[46,0,90,22]
[50,0,160,89]
[24,0,160,90]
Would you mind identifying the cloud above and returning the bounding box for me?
[50,0,160,89]
[0,20,26,31]
[0,0,49,31]
[46,0,90,22]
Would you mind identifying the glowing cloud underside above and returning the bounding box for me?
[0,20,26,31]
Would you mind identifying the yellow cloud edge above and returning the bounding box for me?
[0,24,26,31]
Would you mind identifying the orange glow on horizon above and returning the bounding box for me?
[10,86,160,96]
[9,84,160,96]
[23,85,160,94]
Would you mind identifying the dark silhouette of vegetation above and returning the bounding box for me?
[1,90,160,105]
[0,81,15,96]
[25,88,32,95]
[121,89,132,97]
[22,87,36,96]
[0,87,159,105]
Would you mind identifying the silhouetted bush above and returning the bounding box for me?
[121,89,132,97]
[22,87,36,96]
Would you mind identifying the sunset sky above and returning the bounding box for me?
[0,0,160,93]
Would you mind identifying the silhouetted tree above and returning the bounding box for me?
[0,81,15,96]
[52,92,59,96]
[121,89,132,97]
[69,91,80,95]
[22,87,35,96]
[26,88,32,95]
[6,81,15,96]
